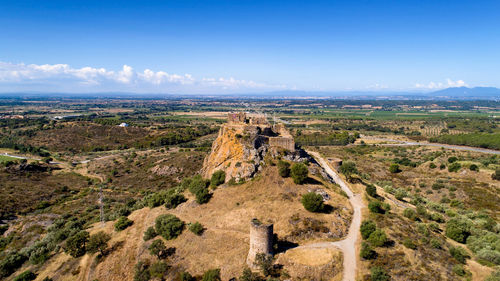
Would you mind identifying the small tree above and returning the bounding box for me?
[13,270,36,281]
[64,230,89,258]
[239,267,261,281]
[254,253,274,276]
[360,220,377,240]
[365,184,377,197]
[340,161,358,181]
[277,160,291,177]
[290,163,308,184]
[301,192,324,212]
[360,242,376,260]
[143,226,157,241]
[149,239,167,259]
[155,214,185,240]
[368,200,385,214]
[150,261,169,279]
[87,231,111,255]
[367,229,387,247]
[448,162,461,172]
[403,208,417,220]
[189,222,204,236]
[389,163,401,173]
[446,218,471,243]
[448,156,458,163]
[449,246,470,264]
[210,170,226,187]
[202,269,221,281]
[164,193,187,209]
[429,162,437,169]
[114,216,133,231]
[469,164,479,172]
[370,267,390,281]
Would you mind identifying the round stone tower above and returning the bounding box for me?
[247,218,274,268]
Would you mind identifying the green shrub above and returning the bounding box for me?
[389,163,401,173]
[189,222,204,236]
[429,162,437,169]
[149,239,167,259]
[449,246,470,264]
[368,200,385,214]
[143,226,157,241]
[188,175,211,204]
[155,214,184,240]
[448,162,461,172]
[290,163,308,184]
[114,216,133,231]
[277,160,291,177]
[360,242,376,259]
[448,156,458,163]
[446,218,471,243]
[87,231,111,255]
[477,249,500,265]
[339,161,358,178]
[370,266,390,281]
[301,192,324,212]
[64,230,89,258]
[368,229,387,247]
[134,260,151,281]
[365,184,377,197]
[178,272,195,281]
[210,170,226,187]
[150,261,169,279]
[164,193,187,209]
[239,267,261,281]
[452,264,466,277]
[403,208,417,220]
[394,189,407,201]
[360,220,377,240]
[13,270,36,281]
[0,252,28,277]
[430,213,445,223]
[202,268,221,281]
[402,238,417,249]
[430,238,442,249]
[469,164,479,171]
[254,253,274,276]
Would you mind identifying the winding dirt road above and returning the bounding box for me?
[304,151,363,281]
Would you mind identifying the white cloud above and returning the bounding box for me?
[0,61,285,93]
[415,79,468,90]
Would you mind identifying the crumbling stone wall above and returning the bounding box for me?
[228,112,247,124]
[247,219,274,268]
[269,136,295,151]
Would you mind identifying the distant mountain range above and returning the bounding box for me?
[1,87,499,100]
[430,87,500,98]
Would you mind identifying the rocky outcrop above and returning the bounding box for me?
[202,124,268,181]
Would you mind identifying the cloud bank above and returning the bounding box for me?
[415,79,468,90]
[0,62,286,94]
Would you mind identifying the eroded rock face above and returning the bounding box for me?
[202,124,267,182]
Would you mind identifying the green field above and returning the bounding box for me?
[0,155,18,163]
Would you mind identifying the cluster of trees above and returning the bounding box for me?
[152,126,218,147]
[359,220,390,280]
[295,131,358,146]
[277,160,309,184]
[430,133,500,150]
[0,137,50,157]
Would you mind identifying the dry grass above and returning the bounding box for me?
[38,165,351,280]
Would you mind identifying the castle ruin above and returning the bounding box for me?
[226,112,295,152]
[247,219,274,268]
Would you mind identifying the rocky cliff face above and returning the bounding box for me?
[202,124,268,182]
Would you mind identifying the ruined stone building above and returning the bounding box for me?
[247,219,274,268]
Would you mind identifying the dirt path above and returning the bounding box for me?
[303,151,363,281]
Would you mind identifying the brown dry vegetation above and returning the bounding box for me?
[35,165,351,281]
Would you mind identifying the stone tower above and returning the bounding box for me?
[247,219,274,268]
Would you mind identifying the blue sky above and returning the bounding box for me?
[1,0,499,94]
